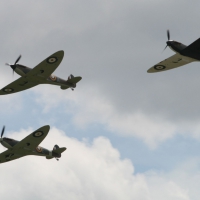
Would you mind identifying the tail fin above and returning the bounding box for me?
[53,144,67,154]
[66,74,82,85]
[68,74,74,80]
[46,144,67,160]
[61,74,82,90]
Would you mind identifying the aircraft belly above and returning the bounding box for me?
[43,79,68,86]
[169,46,177,53]
[15,68,26,76]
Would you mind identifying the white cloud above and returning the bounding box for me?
[0,126,197,200]
[0,72,23,114]
[33,85,178,148]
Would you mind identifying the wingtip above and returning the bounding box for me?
[42,125,50,131]
[147,69,152,73]
[147,67,156,73]
[58,50,64,55]
[75,76,82,82]
[53,50,64,56]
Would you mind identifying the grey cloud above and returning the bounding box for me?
[0,0,200,125]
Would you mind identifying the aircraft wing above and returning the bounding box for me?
[13,125,50,151]
[147,53,195,73]
[0,149,26,164]
[26,50,64,78]
[0,76,38,95]
[0,125,50,163]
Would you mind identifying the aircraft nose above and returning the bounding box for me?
[10,65,16,70]
[166,41,171,46]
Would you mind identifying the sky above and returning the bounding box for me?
[1,0,200,199]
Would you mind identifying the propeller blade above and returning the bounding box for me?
[167,30,170,41]
[1,126,5,138]
[6,55,22,77]
[163,44,168,52]
[14,55,21,65]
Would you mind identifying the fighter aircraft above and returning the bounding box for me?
[147,30,200,73]
[0,50,82,95]
[0,125,66,163]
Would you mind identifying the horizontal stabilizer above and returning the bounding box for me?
[60,86,69,90]
[53,147,67,154]
[66,76,82,84]
[46,155,54,159]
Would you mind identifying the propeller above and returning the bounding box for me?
[163,30,171,52]
[167,29,170,40]
[0,126,5,142]
[5,55,21,76]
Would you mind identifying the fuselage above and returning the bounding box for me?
[167,40,187,53]
[167,40,200,61]
[1,137,61,158]
[14,64,76,89]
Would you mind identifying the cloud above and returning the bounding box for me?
[11,0,200,133]
[1,0,200,129]
[0,71,23,114]
[32,83,200,148]
[0,127,147,199]
[0,126,195,200]
[32,85,177,148]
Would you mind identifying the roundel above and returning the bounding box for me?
[36,146,43,153]
[3,88,14,92]
[154,65,166,70]
[33,131,44,137]
[50,75,57,81]
[46,57,58,64]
